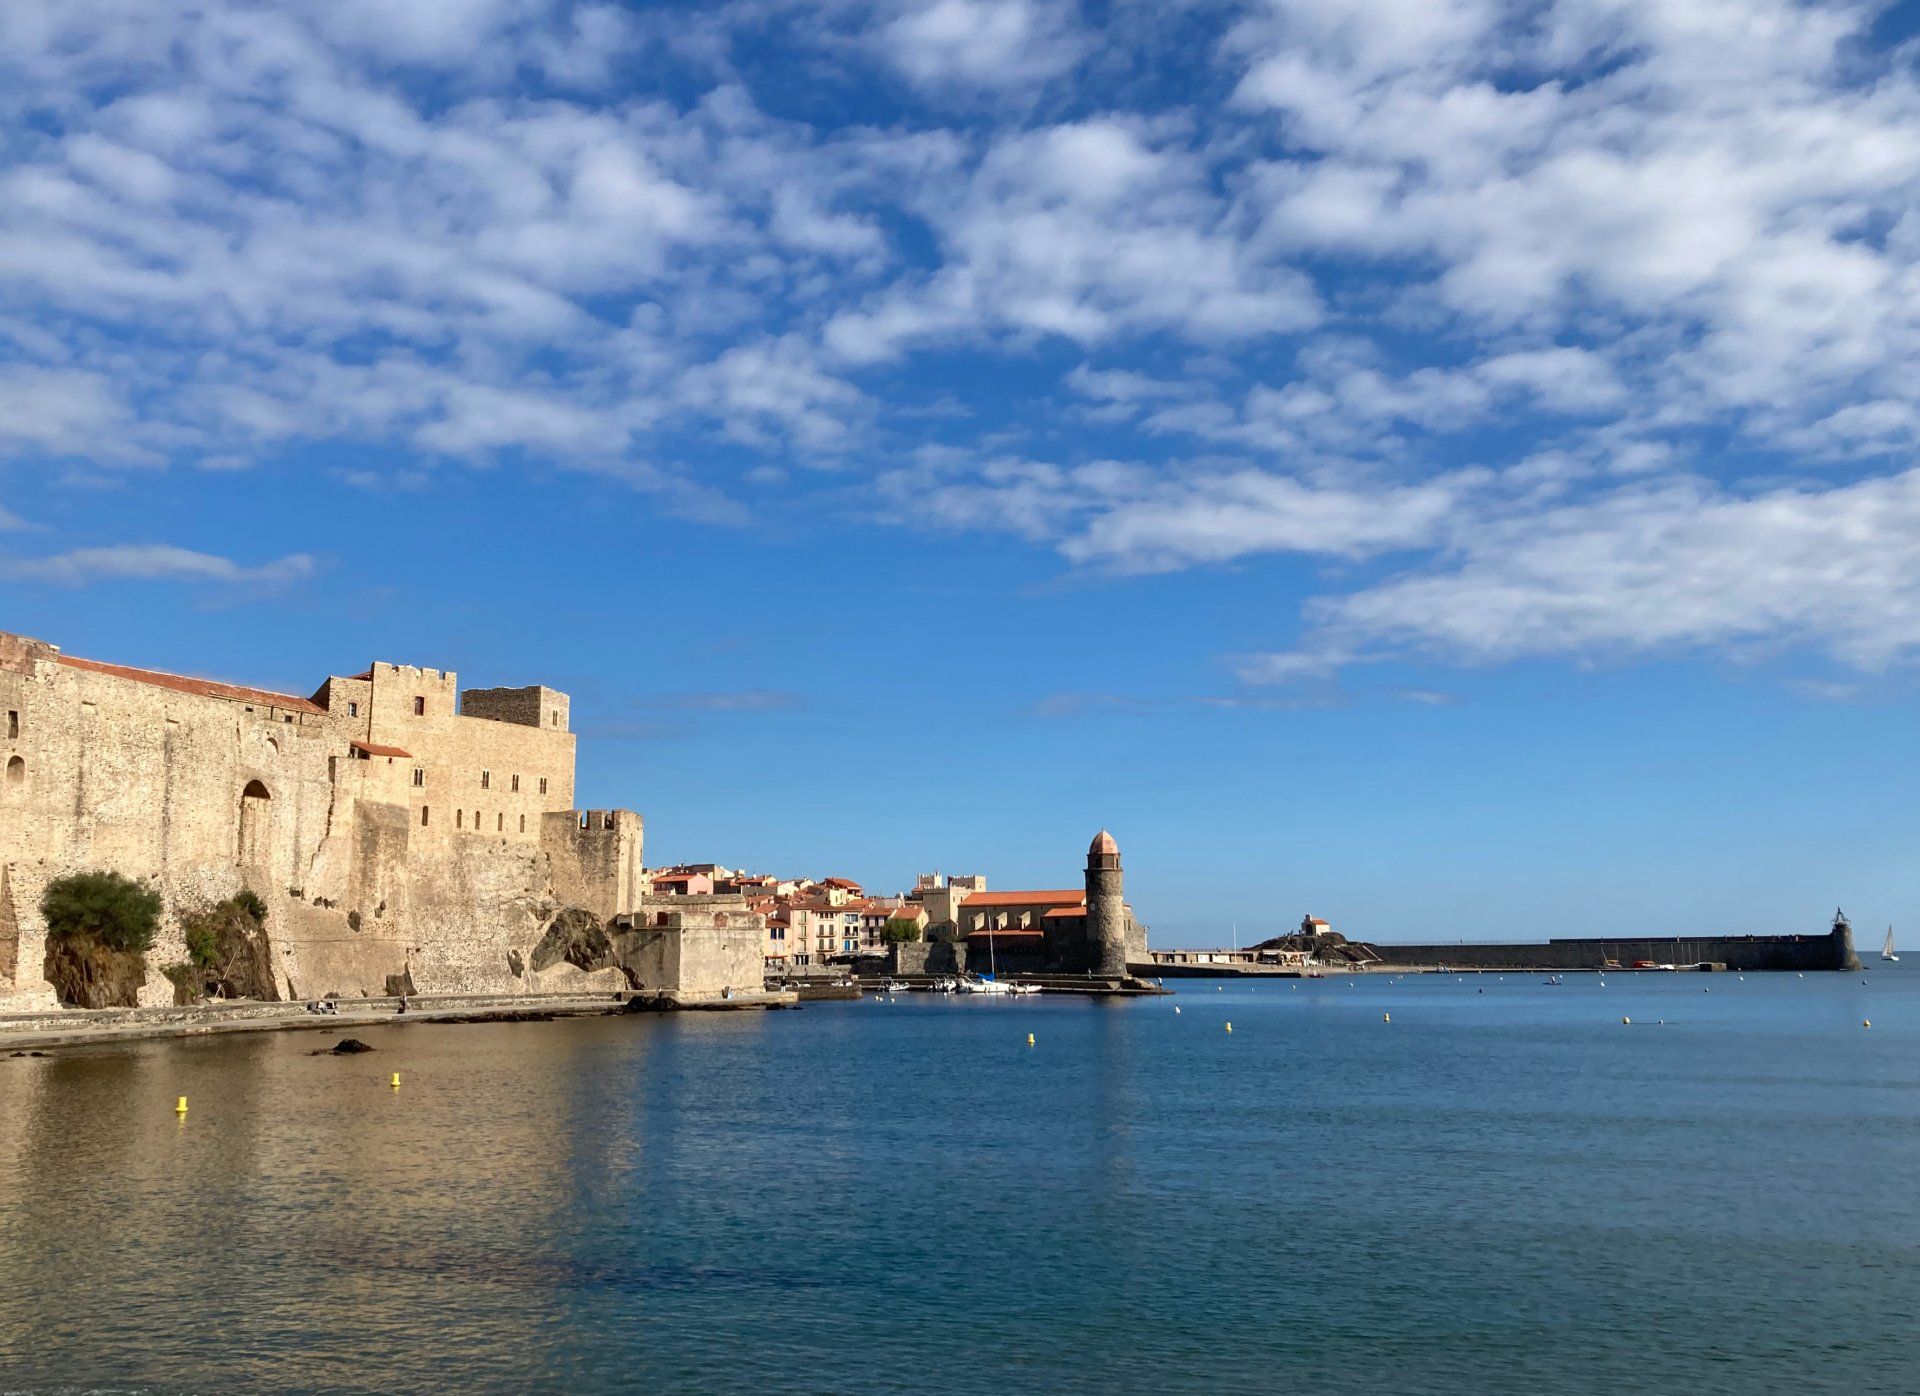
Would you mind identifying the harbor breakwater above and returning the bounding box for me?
[1369,924,1861,973]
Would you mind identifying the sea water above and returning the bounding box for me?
[2,969,1917,1394]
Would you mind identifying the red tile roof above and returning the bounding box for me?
[962,889,1083,908]
[350,740,413,759]
[1043,905,1088,919]
[59,654,326,714]
[823,877,863,890]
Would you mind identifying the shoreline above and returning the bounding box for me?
[0,988,798,1054]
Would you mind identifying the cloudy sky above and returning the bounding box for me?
[5,0,1920,941]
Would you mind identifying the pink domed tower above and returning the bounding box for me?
[1086,829,1128,980]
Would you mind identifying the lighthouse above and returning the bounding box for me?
[1086,830,1129,980]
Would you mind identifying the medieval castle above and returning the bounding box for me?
[0,631,763,1010]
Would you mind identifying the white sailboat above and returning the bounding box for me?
[1883,926,1899,963]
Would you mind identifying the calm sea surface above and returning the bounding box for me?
[3,969,1919,1394]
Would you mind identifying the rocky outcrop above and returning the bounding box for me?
[529,907,614,974]
[44,932,148,1009]
[166,894,280,1004]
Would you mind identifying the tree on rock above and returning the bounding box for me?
[166,891,279,1004]
[40,871,162,1008]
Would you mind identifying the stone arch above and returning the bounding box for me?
[238,779,272,867]
[3,755,22,795]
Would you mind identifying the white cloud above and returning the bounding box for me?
[826,119,1321,362]
[1242,467,1920,678]
[0,544,317,587]
[878,0,1087,91]
[0,367,141,460]
[882,451,1475,571]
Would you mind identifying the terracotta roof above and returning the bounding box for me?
[1044,905,1088,919]
[1090,829,1118,856]
[59,654,326,715]
[350,740,413,759]
[823,877,863,890]
[962,889,1084,908]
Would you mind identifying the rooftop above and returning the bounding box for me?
[350,740,413,759]
[962,889,1084,908]
[59,653,326,715]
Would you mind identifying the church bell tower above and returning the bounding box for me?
[1086,830,1129,980]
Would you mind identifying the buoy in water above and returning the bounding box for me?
[1027,1033,1035,1047]
[174,1095,188,1115]
[1225,1022,1233,1033]
[1174,1006,1181,1014]
[1622,1016,1631,1025]
[1864,1020,1872,1029]
[390,1072,401,1088]
[1383,1013,1391,1023]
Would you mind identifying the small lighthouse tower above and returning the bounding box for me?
[1086,830,1129,980]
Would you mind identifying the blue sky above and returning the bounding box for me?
[5,0,1920,945]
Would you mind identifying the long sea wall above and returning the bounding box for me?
[1368,927,1860,972]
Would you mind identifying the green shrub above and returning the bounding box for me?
[232,889,268,925]
[183,921,221,968]
[40,871,161,954]
[882,918,924,944]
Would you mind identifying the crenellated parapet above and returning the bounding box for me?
[541,809,644,922]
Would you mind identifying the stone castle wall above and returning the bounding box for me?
[0,633,650,1010]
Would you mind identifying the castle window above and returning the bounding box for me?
[550,710,559,727]
[7,710,18,737]
[348,701,359,717]
[412,768,424,787]
[538,777,548,795]
[519,814,526,833]
[421,806,430,826]
[4,755,23,790]
[481,770,491,790]
[456,809,463,829]
[510,774,520,793]
[413,696,425,716]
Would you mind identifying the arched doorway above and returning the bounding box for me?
[3,756,23,799]
[238,779,271,867]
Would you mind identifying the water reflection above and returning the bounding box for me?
[5,979,1920,1395]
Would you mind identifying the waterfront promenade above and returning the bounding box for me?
[0,988,796,1053]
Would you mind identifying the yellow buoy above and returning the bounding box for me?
[1622,1016,1631,1025]
[1225,1021,1233,1033]
[1383,1013,1391,1023]
[1026,1033,1035,1046]
[174,1095,188,1115]
[1864,1020,1872,1029]
[390,1072,402,1088]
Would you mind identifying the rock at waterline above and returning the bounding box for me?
[312,1038,376,1056]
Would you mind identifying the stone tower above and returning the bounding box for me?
[1086,829,1129,980]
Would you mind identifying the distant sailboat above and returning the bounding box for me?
[1883,926,1899,963]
